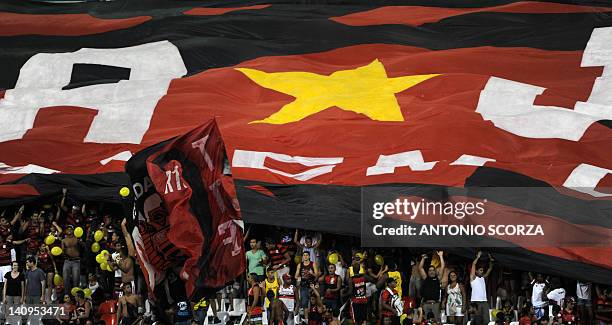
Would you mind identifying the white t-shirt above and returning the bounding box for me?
[531,281,547,307]
[547,288,566,306]
[577,282,591,300]
[470,276,487,302]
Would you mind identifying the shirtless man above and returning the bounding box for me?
[114,246,134,288]
[61,226,81,294]
[117,283,140,325]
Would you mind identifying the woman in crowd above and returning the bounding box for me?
[443,270,466,325]
[57,294,76,325]
[2,261,24,305]
[37,243,57,303]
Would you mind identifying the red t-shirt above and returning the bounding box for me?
[381,288,398,317]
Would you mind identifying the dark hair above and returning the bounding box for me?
[386,277,397,285]
[266,290,275,301]
[26,256,36,264]
[304,236,312,241]
[76,290,85,299]
[302,251,310,256]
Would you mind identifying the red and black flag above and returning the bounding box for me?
[125,119,244,297]
[0,0,610,283]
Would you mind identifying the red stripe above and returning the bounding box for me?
[0,184,39,198]
[184,5,270,16]
[245,185,276,198]
[331,1,612,27]
[0,13,151,36]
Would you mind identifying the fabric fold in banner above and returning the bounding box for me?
[126,119,244,297]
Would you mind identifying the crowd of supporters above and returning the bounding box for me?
[240,228,612,325]
[0,195,610,325]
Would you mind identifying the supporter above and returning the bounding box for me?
[295,251,320,322]
[113,245,134,289]
[530,273,550,322]
[442,270,466,325]
[264,268,280,320]
[576,281,592,325]
[247,273,264,325]
[117,282,140,325]
[349,257,368,325]
[470,251,494,324]
[278,273,298,325]
[246,238,267,282]
[386,262,404,298]
[308,283,324,325]
[57,294,75,324]
[326,250,347,284]
[561,297,576,324]
[418,251,445,323]
[25,256,46,304]
[320,263,341,314]
[267,289,289,325]
[2,261,24,304]
[61,225,81,294]
[37,243,56,303]
[294,229,322,265]
[0,235,27,282]
[88,273,104,305]
[20,210,44,256]
[0,205,23,241]
[74,290,93,325]
[265,237,291,279]
[380,277,401,325]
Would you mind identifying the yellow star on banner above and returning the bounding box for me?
[236,59,439,124]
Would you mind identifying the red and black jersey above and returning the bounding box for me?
[323,274,340,300]
[267,244,288,267]
[351,275,367,304]
[0,242,12,266]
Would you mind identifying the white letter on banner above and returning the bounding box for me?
[476,27,612,141]
[0,41,187,144]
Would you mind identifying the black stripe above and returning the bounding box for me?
[2,3,612,88]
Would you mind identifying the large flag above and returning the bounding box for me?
[125,119,244,297]
[0,0,611,283]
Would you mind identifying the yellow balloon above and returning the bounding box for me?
[91,242,101,253]
[375,254,384,266]
[51,247,62,256]
[294,255,301,264]
[96,253,105,264]
[74,227,84,238]
[119,187,130,197]
[44,235,55,246]
[83,288,92,298]
[101,250,109,256]
[71,287,81,297]
[53,274,63,286]
[328,253,339,265]
[100,262,109,270]
[94,230,104,242]
[106,264,113,272]
[355,252,364,261]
